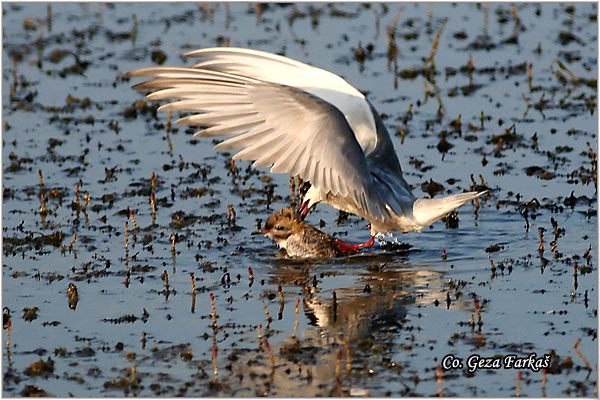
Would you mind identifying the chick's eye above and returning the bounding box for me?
[275,225,285,231]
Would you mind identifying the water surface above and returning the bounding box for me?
[2,2,597,397]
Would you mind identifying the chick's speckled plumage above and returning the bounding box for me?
[259,208,338,258]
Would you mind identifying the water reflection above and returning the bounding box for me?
[223,255,469,396]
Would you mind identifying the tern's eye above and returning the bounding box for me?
[275,225,285,231]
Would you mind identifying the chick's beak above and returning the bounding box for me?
[251,229,266,236]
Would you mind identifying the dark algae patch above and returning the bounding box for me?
[2,2,597,397]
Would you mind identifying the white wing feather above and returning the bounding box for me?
[127,66,389,220]
[184,47,378,155]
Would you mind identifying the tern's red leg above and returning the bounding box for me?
[334,236,375,253]
[297,200,310,220]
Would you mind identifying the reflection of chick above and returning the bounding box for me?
[254,208,338,258]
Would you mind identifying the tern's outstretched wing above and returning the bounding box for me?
[184,47,381,156]
[127,66,391,221]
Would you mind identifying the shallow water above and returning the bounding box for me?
[2,2,598,397]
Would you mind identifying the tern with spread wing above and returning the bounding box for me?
[127,47,486,251]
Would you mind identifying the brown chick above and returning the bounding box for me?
[254,207,339,258]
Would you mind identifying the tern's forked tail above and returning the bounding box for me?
[412,191,487,228]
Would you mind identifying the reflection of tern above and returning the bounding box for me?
[127,47,486,251]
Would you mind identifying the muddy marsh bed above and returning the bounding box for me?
[2,2,598,397]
